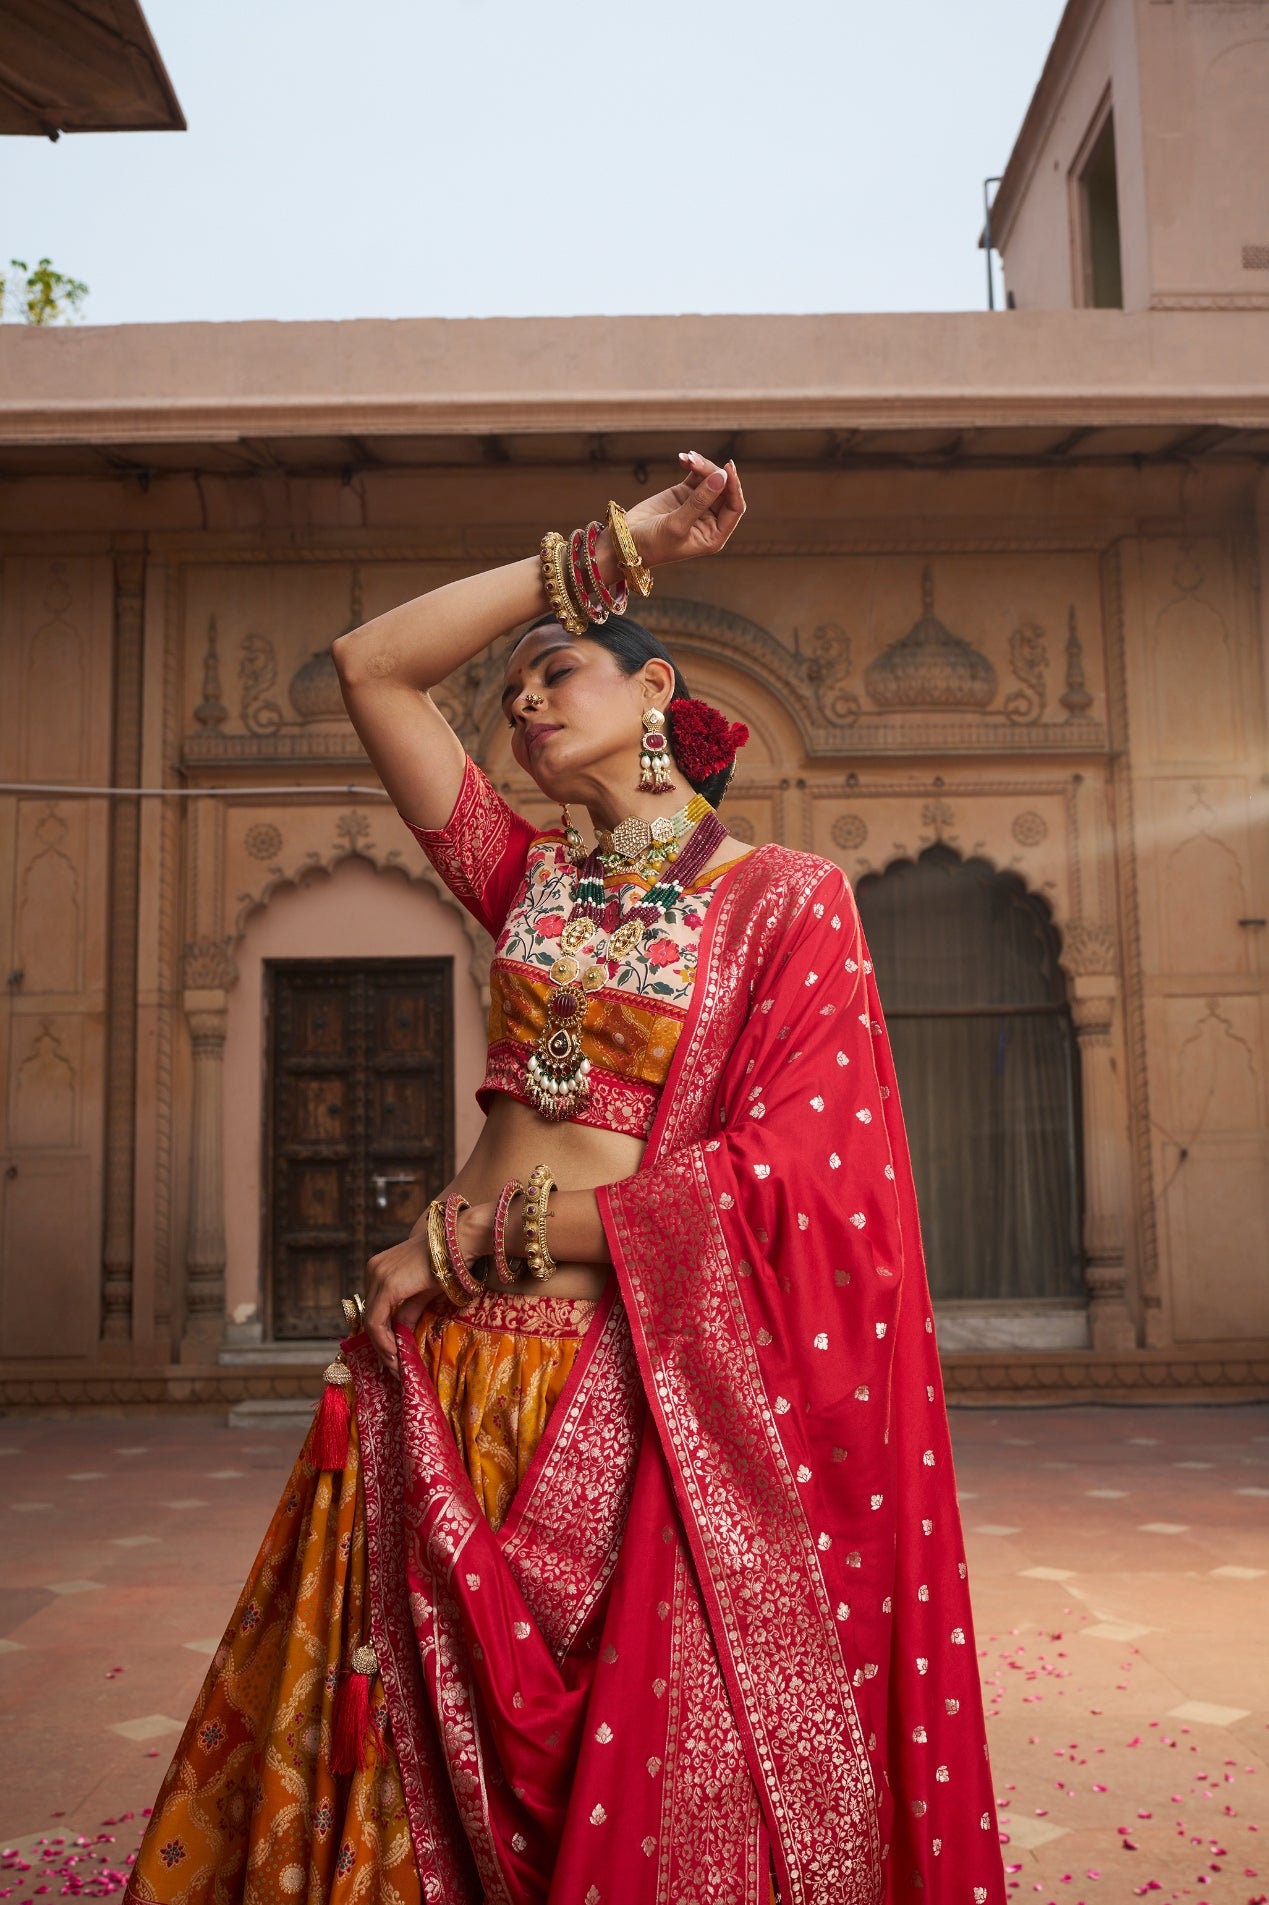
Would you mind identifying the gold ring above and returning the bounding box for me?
[340,1293,366,1329]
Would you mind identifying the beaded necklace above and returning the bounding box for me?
[526,800,728,1121]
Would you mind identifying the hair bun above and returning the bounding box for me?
[666,697,750,783]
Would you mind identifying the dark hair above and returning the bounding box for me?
[516,611,735,808]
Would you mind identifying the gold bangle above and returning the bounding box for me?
[540,530,588,637]
[556,531,591,630]
[523,1162,559,1281]
[605,501,653,598]
[425,1197,467,1307]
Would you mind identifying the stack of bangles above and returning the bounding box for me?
[541,500,653,639]
[423,1162,559,1308]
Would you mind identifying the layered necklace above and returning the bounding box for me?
[527,793,727,1120]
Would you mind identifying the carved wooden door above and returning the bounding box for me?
[266,960,454,1339]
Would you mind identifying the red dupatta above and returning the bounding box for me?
[346,843,1006,1905]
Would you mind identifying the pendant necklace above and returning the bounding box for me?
[527,794,726,1120]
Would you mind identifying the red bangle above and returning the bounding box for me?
[567,527,607,624]
[584,520,629,617]
[442,1192,485,1302]
[490,1178,526,1289]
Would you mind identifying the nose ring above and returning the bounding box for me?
[523,692,544,711]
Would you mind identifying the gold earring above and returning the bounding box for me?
[561,804,585,867]
[638,707,675,795]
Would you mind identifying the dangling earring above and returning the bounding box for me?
[638,707,676,796]
[561,804,586,867]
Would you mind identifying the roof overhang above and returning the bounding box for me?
[0,312,1266,477]
[0,0,184,136]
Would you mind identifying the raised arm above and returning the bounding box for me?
[331,555,548,831]
[330,454,745,829]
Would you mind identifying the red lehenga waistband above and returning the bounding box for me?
[427,1290,599,1338]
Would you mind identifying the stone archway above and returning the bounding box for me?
[856,845,1084,1341]
[208,855,487,1351]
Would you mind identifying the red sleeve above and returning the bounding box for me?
[401,755,538,939]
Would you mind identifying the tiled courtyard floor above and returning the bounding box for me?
[1,1400,1266,1903]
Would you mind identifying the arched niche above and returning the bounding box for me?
[1151,591,1234,765]
[222,855,488,1334]
[231,833,494,1006]
[856,844,1083,1316]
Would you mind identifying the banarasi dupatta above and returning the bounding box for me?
[342,843,1006,1904]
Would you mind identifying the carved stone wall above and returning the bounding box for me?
[0,555,114,1360]
[101,547,145,1346]
[1122,536,1269,1347]
[1,468,1265,1393]
[145,541,1256,1362]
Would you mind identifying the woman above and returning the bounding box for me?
[126,454,1005,1905]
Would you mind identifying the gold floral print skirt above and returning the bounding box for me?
[418,1291,598,1533]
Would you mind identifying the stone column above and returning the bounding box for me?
[1070,977,1137,1350]
[180,938,235,1360]
[100,547,145,1346]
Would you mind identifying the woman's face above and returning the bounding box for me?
[501,624,672,801]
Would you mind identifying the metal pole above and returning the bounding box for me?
[983,175,1003,310]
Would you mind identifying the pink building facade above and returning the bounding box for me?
[0,0,1266,1408]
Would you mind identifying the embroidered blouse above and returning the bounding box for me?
[403,755,748,1139]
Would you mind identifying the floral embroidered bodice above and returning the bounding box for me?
[403,756,748,1139]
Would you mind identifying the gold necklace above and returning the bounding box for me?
[596,794,709,881]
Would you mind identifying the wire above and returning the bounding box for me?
[0,782,392,800]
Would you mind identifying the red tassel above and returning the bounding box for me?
[330,1646,378,1775]
[311,1361,352,1472]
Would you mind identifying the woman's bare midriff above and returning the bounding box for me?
[444,1091,645,1300]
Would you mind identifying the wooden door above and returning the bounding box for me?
[266,959,454,1339]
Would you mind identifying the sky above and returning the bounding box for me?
[6,0,1067,326]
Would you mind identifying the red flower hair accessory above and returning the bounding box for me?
[666,697,749,783]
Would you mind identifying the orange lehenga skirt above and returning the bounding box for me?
[125,1293,596,1905]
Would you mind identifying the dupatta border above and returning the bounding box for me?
[603,847,883,1904]
[415,1478,515,1905]
[499,1287,646,1662]
[360,1332,517,1905]
[656,1545,768,1902]
[348,1342,478,1905]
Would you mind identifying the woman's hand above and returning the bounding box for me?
[363,1230,438,1378]
[362,1201,498,1377]
[623,451,746,570]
